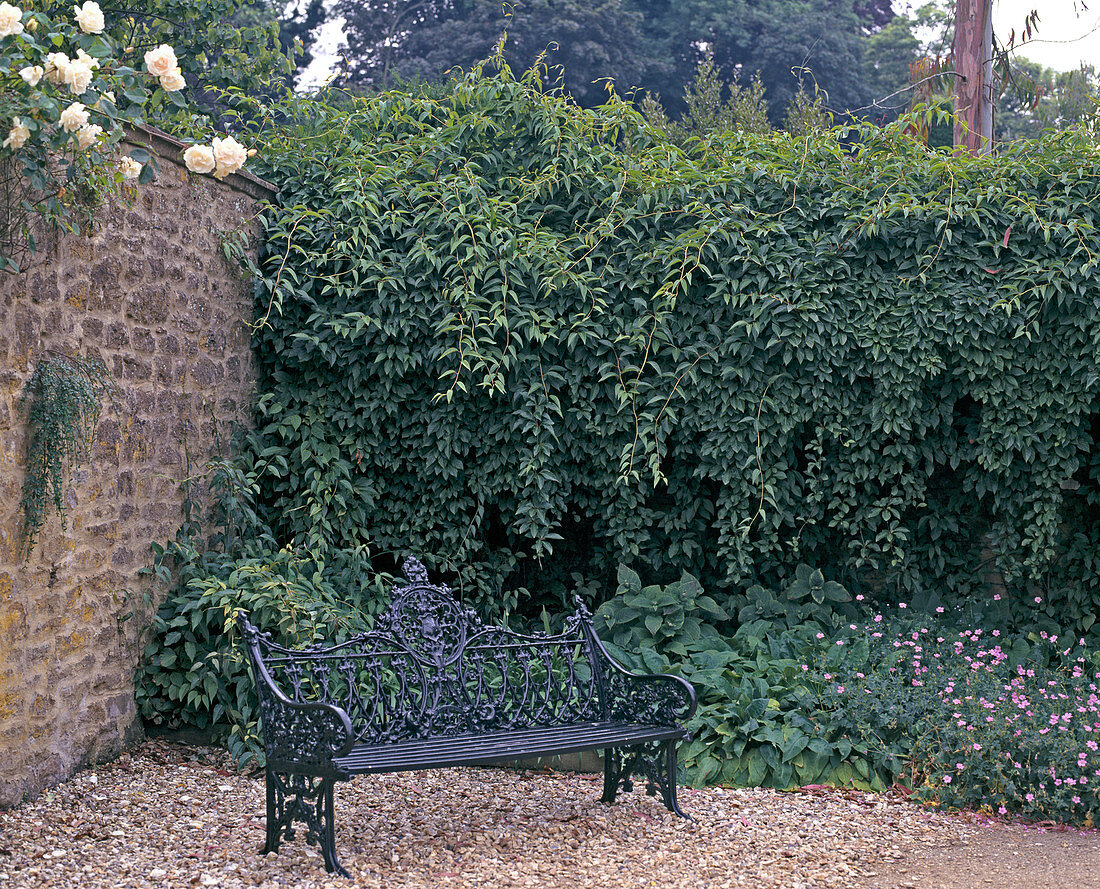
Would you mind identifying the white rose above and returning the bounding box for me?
[144,44,178,77]
[59,102,89,133]
[19,65,43,86]
[0,2,24,38]
[182,144,215,174]
[158,67,185,92]
[73,1,104,34]
[45,52,70,85]
[74,123,102,150]
[75,49,100,70]
[119,156,142,180]
[63,58,94,95]
[3,117,29,150]
[211,135,247,179]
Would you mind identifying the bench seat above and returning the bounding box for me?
[333,721,687,773]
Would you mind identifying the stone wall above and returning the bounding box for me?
[0,128,273,807]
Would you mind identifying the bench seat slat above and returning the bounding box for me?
[334,721,685,773]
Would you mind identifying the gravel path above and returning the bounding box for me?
[0,740,970,888]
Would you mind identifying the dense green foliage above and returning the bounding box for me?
[598,576,1100,824]
[231,70,1100,639]
[321,0,892,121]
[594,567,894,790]
[19,355,111,556]
[135,456,384,765]
[98,0,294,131]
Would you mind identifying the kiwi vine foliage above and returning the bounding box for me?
[234,68,1100,630]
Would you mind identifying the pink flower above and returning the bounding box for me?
[936,606,944,613]
[942,775,952,784]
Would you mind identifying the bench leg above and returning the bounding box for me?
[262,768,350,878]
[603,742,690,819]
[601,747,637,804]
[601,748,622,803]
[656,740,689,819]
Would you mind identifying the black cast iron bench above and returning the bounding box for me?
[238,557,696,876]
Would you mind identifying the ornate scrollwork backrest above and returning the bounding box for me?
[371,557,482,668]
[243,559,606,745]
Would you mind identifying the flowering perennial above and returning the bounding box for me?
[0,0,254,265]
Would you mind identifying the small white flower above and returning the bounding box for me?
[75,48,100,70]
[19,64,43,86]
[158,67,185,92]
[0,2,24,38]
[144,44,178,77]
[59,102,89,133]
[45,52,70,85]
[119,155,142,179]
[211,134,247,179]
[63,58,94,95]
[3,116,30,150]
[182,143,215,174]
[73,1,104,34]
[74,123,102,150]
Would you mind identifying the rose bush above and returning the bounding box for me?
[0,1,254,270]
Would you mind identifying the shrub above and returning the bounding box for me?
[594,567,897,790]
[135,454,387,767]
[834,612,1100,826]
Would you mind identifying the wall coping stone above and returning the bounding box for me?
[124,123,278,202]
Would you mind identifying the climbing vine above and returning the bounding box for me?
[220,69,1100,634]
[19,354,111,555]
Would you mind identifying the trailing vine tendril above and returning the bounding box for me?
[19,354,112,557]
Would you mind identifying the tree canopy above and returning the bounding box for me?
[311,0,886,123]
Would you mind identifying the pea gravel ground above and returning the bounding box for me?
[0,740,1095,889]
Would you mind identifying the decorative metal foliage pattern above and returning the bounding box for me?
[602,669,696,727]
[245,557,608,747]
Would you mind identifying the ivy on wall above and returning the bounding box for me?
[230,70,1100,629]
[19,354,111,556]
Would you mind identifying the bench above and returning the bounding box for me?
[238,557,697,876]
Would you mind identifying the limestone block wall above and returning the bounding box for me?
[0,128,273,807]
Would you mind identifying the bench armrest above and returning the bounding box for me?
[257,693,356,771]
[238,613,356,772]
[577,604,697,727]
[602,662,697,727]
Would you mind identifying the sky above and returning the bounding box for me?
[992,0,1100,70]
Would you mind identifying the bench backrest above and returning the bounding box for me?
[245,558,606,745]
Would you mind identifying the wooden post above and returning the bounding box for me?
[953,0,994,153]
